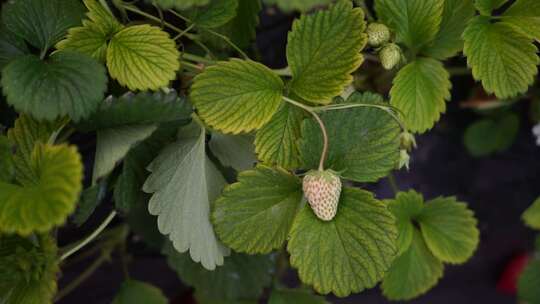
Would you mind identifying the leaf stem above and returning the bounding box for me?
[123,4,184,33]
[273,66,292,77]
[182,61,204,72]
[182,52,216,65]
[387,172,399,194]
[60,211,117,261]
[173,23,195,40]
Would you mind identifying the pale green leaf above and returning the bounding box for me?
[209,133,256,171]
[2,0,85,50]
[1,52,108,121]
[191,59,284,134]
[287,0,366,104]
[464,113,519,157]
[254,103,304,169]
[287,187,398,297]
[518,259,540,303]
[107,24,180,91]
[463,16,539,99]
[502,0,540,41]
[418,196,479,264]
[185,0,238,29]
[523,197,540,230]
[269,288,328,304]
[381,229,444,301]
[93,124,157,182]
[83,0,124,34]
[263,0,332,12]
[213,165,302,254]
[474,0,508,15]
[0,144,83,235]
[386,190,424,255]
[299,92,401,182]
[165,244,273,301]
[0,26,28,69]
[143,123,229,270]
[112,280,167,304]
[421,0,475,60]
[390,57,451,133]
[152,0,210,10]
[375,0,444,51]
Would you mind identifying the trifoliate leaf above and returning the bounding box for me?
[418,196,479,264]
[1,51,107,121]
[254,103,304,169]
[390,57,451,133]
[375,0,444,51]
[523,197,540,230]
[56,0,124,62]
[112,280,167,304]
[287,187,398,297]
[287,1,366,104]
[0,144,83,235]
[0,26,28,69]
[77,91,192,131]
[107,25,180,91]
[164,244,273,301]
[209,133,256,171]
[143,123,229,270]
[386,190,424,255]
[191,59,284,134]
[263,0,332,12]
[185,0,239,29]
[269,288,328,304]
[463,16,539,99]
[299,92,401,183]
[93,124,158,182]
[501,0,540,41]
[381,228,444,301]
[474,0,508,15]
[213,166,303,254]
[0,234,59,304]
[518,259,540,304]
[152,0,210,10]
[421,0,475,60]
[0,136,14,182]
[1,0,85,51]
[463,113,519,157]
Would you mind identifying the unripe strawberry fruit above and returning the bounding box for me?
[367,23,391,47]
[379,43,402,70]
[302,170,342,221]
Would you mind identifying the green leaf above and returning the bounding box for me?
[418,196,479,264]
[254,103,304,169]
[501,0,540,41]
[56,0,124,62]
[93,124,158,182]
[386,190,424,255]
[421,0,475,60]
[287,187,398,297]
[381,228,444,301]
[375,0,444,51]
[0,234,59,304]
[143,123,229,270]
[474,0,508,15]
[112,280,167,304]
[287,1,366,104]
[523,197,540,230]
[152,0,210,10]
[463,16,539,99]
[463,113,519,157]
[77,91,192,132]
[209,133,256,171]
[1,51,108,121]
[1,0,85,50]
[299,92,401,182]
[191,59,284,134]
[0,26,28,69]
[73,183,106,226]
[0,136,14,183]
[263,0,332,12]
[390,57,451,133]
[185,0,238,29]
[518,259,540,303]
[107,24,180,91]
[213,165,303,254]
[165,244,273,301]
[0,144,83,235]
[269,288,328,304]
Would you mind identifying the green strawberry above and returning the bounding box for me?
[367,23,391,47]
[302,169,342,221]
[379,43,402,70]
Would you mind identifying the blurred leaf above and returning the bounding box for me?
[112,280,167,304]
[185,0,238,29]
[263,0,332,12]
[464,113,519,157]
[269,288,328,304]
[501,0,540,41]
[474,0,508,15]
[152,0,210,10]
[72,183,106,226]
[0,26,28,69]
[209,133,256,171]
[518,259,540,303]
[0,136,14,182]
[523,197,540,230]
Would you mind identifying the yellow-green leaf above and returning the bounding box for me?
[523,197,540,230]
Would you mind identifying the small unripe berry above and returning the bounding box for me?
[367,23,391,47]
[400,131,417,152]
[379,43,402,70]
[302,170,342,221]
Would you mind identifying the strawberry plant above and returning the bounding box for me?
[0,0,538,303]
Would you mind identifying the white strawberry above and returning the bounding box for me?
[302,169,342,221]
